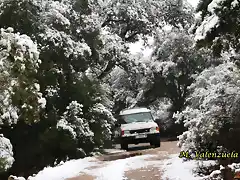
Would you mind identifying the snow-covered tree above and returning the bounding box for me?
[0,27,44,125]
[57,101,94,141]
[0,27,44,175]
[133,29,214,136]
[95,0,195,80]
[0,0,198,177]
[104,0,196,114]
[139,29,213,112]
[99,0,194,37]
[0,0,115,176]
[175,61,240,153]
[109,29,216,137]
[191,0,240,56]
[108,53,149,113]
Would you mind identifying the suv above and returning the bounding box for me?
[115,107,160,150]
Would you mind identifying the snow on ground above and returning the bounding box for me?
[26,151,217,180]
[27,154,163,180]
[81,154,162,180]
[162,154,200,180]
[28,157,98,180]
[161,154,217,180]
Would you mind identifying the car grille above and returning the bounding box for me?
[130,128,150,134]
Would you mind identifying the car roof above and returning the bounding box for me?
[119,107,151,116]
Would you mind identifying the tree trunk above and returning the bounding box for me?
[220,159,234,180]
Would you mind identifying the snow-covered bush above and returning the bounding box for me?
[0,27,44,125]
[56,100,116,154]
[89,102,116,146]
[175,61,240,152]
[195,162,240,180]
[0,134,14,172]
[57,101,94,141]
[174,60,240,179]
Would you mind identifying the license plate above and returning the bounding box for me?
[135,134,147,139]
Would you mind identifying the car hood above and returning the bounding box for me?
[121,121,157,131]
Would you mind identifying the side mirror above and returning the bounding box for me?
[154,118,160,122]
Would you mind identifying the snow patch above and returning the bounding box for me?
[82,154,161,180]
[57,101,94,140]
[38,97,46,108]
[231,0,239,8]
[207,0,226,13]
[195,15,219,41]
[8,175,25,180]
[162,154,217,180]
[103,149,126,154]
[28,157,98,180]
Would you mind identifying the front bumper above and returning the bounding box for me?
[120,133,160,144]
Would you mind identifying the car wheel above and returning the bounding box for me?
[120,143,128,150]
[154,140,161,148]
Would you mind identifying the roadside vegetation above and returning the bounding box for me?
[0,0,239,180]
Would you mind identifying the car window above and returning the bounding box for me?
[121,112,153,123]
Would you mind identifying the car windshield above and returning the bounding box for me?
[121,112,153,123]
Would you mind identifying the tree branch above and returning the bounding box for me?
[97,61,116,80]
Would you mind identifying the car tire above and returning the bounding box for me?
[120,143,128,150]
[154,142,160,148]
[153,139,161,148]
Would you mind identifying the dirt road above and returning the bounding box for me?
[67,140,180,180]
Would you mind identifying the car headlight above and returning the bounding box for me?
[150,127,160,132]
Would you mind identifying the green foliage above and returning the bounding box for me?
[0,158,8,173]
[0,0,40,36]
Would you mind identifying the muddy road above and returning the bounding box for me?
[67,140,180,180]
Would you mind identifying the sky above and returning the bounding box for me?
[187,0,199,7]
[129,0,200,58]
